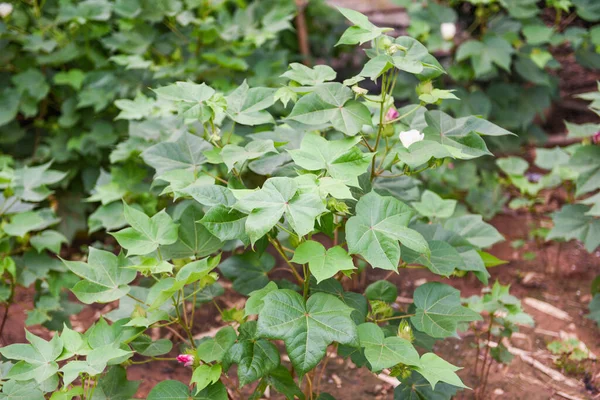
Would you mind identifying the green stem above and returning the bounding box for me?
[303,264,310,300]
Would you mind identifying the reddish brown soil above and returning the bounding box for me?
[2,213,599,399]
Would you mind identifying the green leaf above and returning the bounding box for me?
[92,366,139,400]
[402,240,462,277]
[547,204,600,252]
[226,81,275,126]
[281,63,336,85]
[219,252,275,295]
[568,145,600,196]
[111,203,179,256]
[12,162,67,202]
[196,326,237,363]
[358,323,420,371]
[161,202,222,260]
[414,353,468,389]
[53,69,85,91]
[142,132,212,175]
[224,321,279,387]
[0,380,44,400]
[221,139,277,172]
[444,215,504,248]
[62,248,136,304]
[200,205,248,243]
[257,290,358,375]
[346,191,429,270]
[190,364,221,394]
[336,7,388,46]
[3,209,60,238]
[412,190,457,219]
[287,88,372,136]
[365,280,398,303]
[288,133,373,186]
[147,380,190,400]
[235,177,327,244]
[266,366,305,400]
[573,0,600,21]
[587,294,600,327]
[456,36,514,77]
[153,82,215,122]
[30,230,68,254]
[0,88,20,127]
[1,330,63,383]
[497,156,529,176]
[245,282,279,317]
[291,240,355,283]
[411,282,481,338]
[394,371,458,400]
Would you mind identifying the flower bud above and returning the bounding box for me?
[385,107,400,122]
[351,85,368,96]
[441,22,457,41]
[593,131,600,144]
[176,354,195,367]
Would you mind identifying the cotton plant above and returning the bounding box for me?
[0,8,514,400]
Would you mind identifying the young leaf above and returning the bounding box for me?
[412,190,457,220]
[411,282,481,338]
[62,248,136,304]
[291,240,355,283]
[142,132,212,175]
[257,290,359,375]
[346,191,429,270]
[235,177,327,244]
[223,321,279,387]
[111,203,179,256]
[414,353,468,389]
[288,133,373,187]
[357,323,420,371]
[225,81,276,126]
[191,364,221,394]
[281,63,336,86]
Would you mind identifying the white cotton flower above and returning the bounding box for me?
[399,129,424,148]
[0,3,13,18]
[441,22,456,41]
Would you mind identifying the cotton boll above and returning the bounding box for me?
[441,22,456,41]
[399,129,424,148]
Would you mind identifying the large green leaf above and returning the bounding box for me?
[161,202,222,259]
[62,248,136,304]
[196,326,237,363]
[142,132,212,175]
[287,84,372,136]
[456,36,514,77]
[346,191,429,270]
[291,240,355,283]
[257,290,358,374]
[11,162,67,202]
[0,330,63,383]
[235,177,327,244]
[218,252,275,295]
[288,133,373,186]
[547,204,600,252]
[357,323,420,371]
[444,215,504,248]
[410,282,481,338]
[221,139,277,172]
[394,371,458,400]
[111,203,179,256]
[223,321,279,387]
[412,190,457,220]
[414,353,468,389]
[153,82,215,122]
[568,145,600,196]
[226,81,275,126]
[281,63,336,85]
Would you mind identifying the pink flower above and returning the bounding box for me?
[593,131,600,144]
[386,107,399,122]
[177,354,194,367]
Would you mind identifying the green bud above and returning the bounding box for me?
[416,80,434,96]
[397,319,414,342]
